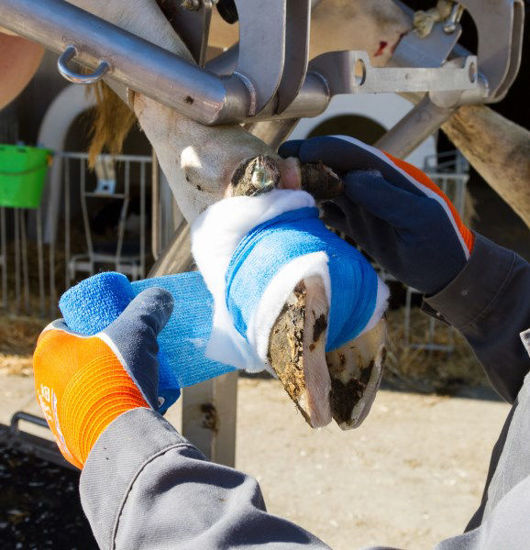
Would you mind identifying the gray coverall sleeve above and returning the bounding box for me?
[80,407,330,550]
[424,233,530,404]
[79,233,529,550]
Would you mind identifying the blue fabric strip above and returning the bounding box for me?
[225,207,378,351]
[59,271,233,413]
[59,207,378,412]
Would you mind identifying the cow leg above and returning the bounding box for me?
[67,0,388,428]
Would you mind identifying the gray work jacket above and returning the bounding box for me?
[80,234,530,549]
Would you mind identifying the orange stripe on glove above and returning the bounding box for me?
[383,152,475,254]
[34,330,148,468]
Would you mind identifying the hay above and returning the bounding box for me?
[383,307,487,394]
[0,314,46,377]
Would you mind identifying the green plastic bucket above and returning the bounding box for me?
[0,144,53,209]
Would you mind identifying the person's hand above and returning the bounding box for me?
[33,288,174,469]
[279,135,475,295]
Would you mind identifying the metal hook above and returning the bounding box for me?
[57,45,110,84]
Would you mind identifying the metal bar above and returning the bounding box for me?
[0,422,76,470]
[20,210,30,313]
[49,221,56,318]
[148,223,194,277]
[0,0,250,126]
[80,158,94,276]
[140,161,146,279]
[309,51,478,96]
[206,45,239,76]
[234,0,288,114]
[181,372,238,467]
[375,96,456,159]
[36,208,45,317]
[10,411,49,431]
[159,0,214,66]
[60,152,151,162]
[14,208,20,314]
[0,208,7,310]
[115,161,130,271]
[64,157,71,289]
[276,0,311,113]
[0,0,484,127]
[151,150,161,261]
[242,119,301,150]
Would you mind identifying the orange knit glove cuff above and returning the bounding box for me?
[34,329,148,469]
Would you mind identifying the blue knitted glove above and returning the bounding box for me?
[279,135,475,295]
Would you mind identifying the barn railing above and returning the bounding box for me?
[0,152,153,317]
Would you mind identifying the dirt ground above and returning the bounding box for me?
[2,371,509,550]
[236,378,508,550]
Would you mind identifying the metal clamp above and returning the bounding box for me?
[57,44,110,84]
[1,0,523,125]
[157,0,214,66]
[309,51,478,96]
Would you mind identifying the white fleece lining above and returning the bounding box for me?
[364,277,390,334]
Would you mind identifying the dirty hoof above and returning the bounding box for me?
[229,155,343,201]
[268,276,332,428]
[268,277,386,430]
[326,320,386,429]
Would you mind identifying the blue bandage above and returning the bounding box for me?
[226,207,378,351]
[60,191,386,413]
[59,271,233,412]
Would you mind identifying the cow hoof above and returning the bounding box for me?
[268,277,386,429]
[326,319,386,430]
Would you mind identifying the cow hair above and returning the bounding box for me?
[87,82,136,169]
[86,0,174,169]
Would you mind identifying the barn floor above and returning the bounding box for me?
[236,377,508,550]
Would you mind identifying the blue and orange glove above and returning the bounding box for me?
[279,135,475,295]
[33,288,174,469]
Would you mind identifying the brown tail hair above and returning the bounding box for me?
[87,82,136,169]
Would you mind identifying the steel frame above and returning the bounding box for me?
[3,0,510,125]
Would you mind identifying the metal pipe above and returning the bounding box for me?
[375,96,456,158]
[64,157,71,289]
[0,0,331,124]
[36,209,45,317]
[0,0,249,125]
[151,150,161,261]
[0,208,7,310]
[10,411,50,432]
[148,222,194,277]
[243,119,301,150]
[20,210,30,313]
[14,208,20,313]
[140,161,146,279]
